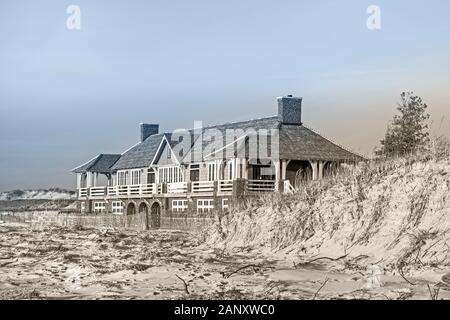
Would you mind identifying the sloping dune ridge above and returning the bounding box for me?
[204,157,450,269]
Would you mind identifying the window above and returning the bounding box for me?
[93,202,106,213]
[112,201,124,214]
[167,147,171,159]
[147,170,155,184]
[158,166,183,183]
[131,170,141,185]
[208,162,216,181]
[118,171,128,185]
[172,200,188,212]
[222,198,229,211]
[197,199,214,213]
[190,164,200,182]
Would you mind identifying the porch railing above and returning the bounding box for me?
[141,184,157,195]
[192,181,214,193]
[247,180,276,192]
[167,182,188,194]
[218,180,233,193]
[283,180,295,194]
[108,184,157,197]
[79,188,88,198]
[90,187,106,197]
[80,179,284,198]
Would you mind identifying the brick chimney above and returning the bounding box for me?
[277,95,302,125]
[140,123,159,142]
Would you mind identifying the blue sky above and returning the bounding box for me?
[1,0,450,191]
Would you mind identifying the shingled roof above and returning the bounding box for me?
[182,116,361,162]
[181,116,281,162]
[72,154,121,174]
[74,103,362,173]
[111,133,175,170]
[279,124,362,161]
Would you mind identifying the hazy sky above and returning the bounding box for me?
[1,0,450,191]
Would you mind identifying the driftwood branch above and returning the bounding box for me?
[175,274,190,295]
[398,267,416,286]
[312,277,329,300]
[222,264,260,279]
[295,254,348,267]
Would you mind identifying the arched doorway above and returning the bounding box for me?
[150,202,161,228]
[139,202,149,230]
[126,202,136,215]
[286,160,313,188]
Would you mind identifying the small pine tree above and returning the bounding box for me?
[378,92,430,157]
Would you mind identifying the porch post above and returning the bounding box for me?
[318,161,324,180]
[310,161,318,180]
[76,173,81,189]
[274,160,281,181]
[274,160,280,191]
[281,160,287,180]
[86,172,92,187]
[242,159,248,179]
[232,158,237,179]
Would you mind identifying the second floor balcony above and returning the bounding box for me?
[77,179,282,200]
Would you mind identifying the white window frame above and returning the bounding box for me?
[222,198,229,211]
[158,166,183,183]
[208,162,216,181]
[172,199,188,212]
[131,169,141,185]
[112,201,124,214]
[197,199,214,213]
[93,201,106,213]
[118,171,128,186]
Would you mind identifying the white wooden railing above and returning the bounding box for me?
[247,180,276,192]
[107,186,117,197]
[79,188,88,198]
[78,180,242,198]
[107,184,158,197]
[141,184,156,195]
[218,180,233,193]
[90,187,106,197]
[167,182,188,194]
[192,181,214,193]
[283,180,295,194]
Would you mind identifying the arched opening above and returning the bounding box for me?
[126,202,136,215]
[150,202,161,228]
[286,160,313,188]
[139,202,149,230]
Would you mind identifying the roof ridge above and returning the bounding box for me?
[301,123,366,159]
[162,115,279,134]
[203,115,279,130]
[70,154,100,172]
